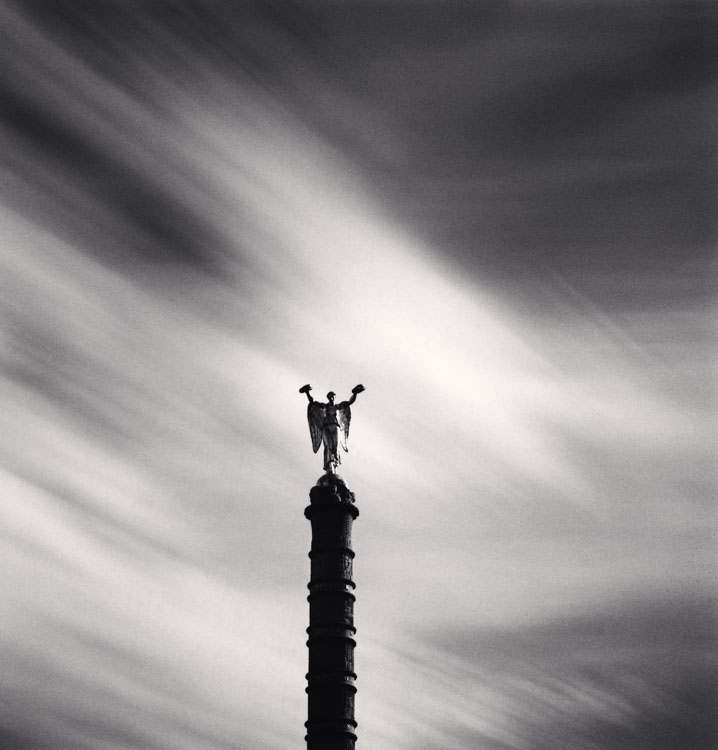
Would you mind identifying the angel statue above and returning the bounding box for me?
[300,384,365,473]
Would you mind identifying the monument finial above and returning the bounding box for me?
[299,384,365,473]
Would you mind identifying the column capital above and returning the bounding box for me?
[305,475,358,518]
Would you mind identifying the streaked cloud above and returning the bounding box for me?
[0,1,714,749]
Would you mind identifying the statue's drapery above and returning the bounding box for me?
[308,400,352,472]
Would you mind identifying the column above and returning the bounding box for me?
[304,474,359,750]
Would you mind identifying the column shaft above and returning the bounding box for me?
[304,476,359,750]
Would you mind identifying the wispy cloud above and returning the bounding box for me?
[0,2,714,749]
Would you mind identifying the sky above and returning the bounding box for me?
[0,1,716,749]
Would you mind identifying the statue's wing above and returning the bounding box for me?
[337,404,351,452]
[308,402,325,453]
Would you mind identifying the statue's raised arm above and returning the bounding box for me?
[299,384,365,473]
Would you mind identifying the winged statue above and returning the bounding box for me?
[299,384,365,473]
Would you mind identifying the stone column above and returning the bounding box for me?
[304,474,359,750]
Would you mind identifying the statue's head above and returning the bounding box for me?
[326,391,335,403]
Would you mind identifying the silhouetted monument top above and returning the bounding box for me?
[300,384,365,474]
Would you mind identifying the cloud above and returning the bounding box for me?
[360,595,717,750]
[0,2,713,749]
